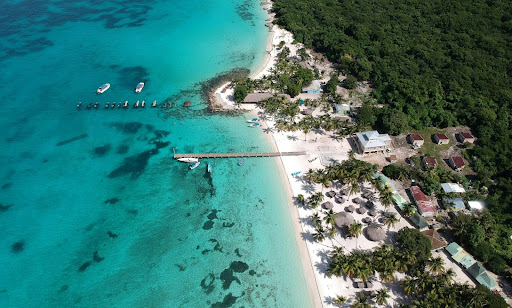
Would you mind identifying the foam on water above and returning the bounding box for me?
[0,0,311,307]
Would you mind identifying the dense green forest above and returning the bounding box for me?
[273,0,512,257]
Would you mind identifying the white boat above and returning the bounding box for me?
[248,123,261,127]
[207,162,212,173]
[247,118,259,123]
[97,83,110,94]
[135,82,145,93]
[177,157,199,163]
[134,101,139,108]
[141,100,145,108]
[238,159,245,166]
[151,100,157,108]
[189,162,200,170]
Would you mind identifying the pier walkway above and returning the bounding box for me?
[174,151,306,159]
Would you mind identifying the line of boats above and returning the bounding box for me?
[176,157,245,169]
[96,82,144,94]
[247,118,261,128]
[77,100,158,109]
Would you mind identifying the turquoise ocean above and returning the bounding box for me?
[0,0,312,307]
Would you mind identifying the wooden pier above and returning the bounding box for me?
[173,151,306,159]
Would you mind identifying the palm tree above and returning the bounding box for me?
[323,209,337,227]
[296,194,305,206]
[311,213,322,228]
[312,225,326,242]
[383,213,400,231]
[401,202,416,217]
[379,188,394,209]
[333,295,347,307]
[375,288,390,306]
[427,257,445,275]
[401,277,417,295]
[348,222,363,248]
[352,293,371,308]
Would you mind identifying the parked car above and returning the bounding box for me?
[406,157,415,167]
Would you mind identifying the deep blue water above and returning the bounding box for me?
[0,0,311,307]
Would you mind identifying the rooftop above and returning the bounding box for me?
[468,200,486,211]
[441,183,466,193]
[410,186,436,214]
[355,131,391,149]
[450,156,465,169]
[444,197,466,211]
[445,242,463,256]
[423,156,438,168]
[460,132,474,139]
[435,132,449,140]
[421,229,447,250]
[409,133,424,141]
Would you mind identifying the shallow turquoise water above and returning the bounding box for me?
[0,0,311,307]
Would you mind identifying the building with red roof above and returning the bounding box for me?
[457,132,475,144]
[433,133,450,144]
[449,156,465,171]
[422,156,438,168]
[409,186,436,217]
[407,133,424,147]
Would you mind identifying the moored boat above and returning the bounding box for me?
[238,159,245,166]
[248,123,261,127]
[151,100,157,108]
[189,162,200,170]
[135,82,145,93]
[77,102,82,108]
[177,157,199,163]
[207,162,212,173]
[97,83,110,94]
[134,101,139,108]
[292,171,302,176]
[247,118,259,123]
[141,100,145,108]
[87,103,92,109]
[111,102,116,108]
[123,101,128,108]
[105,102,110,108]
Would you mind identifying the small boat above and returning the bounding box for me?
[87,103,92,109]
[247,118,259,123]
[105,102,110,108]
[94,102,99,108]
[207,162,212,173]
[77,102,82,108]
[248,123,261,127]
[123,101,128,108]
[117,103,121,108]
[134,101,139,108]
[97,83,110,94]
[111,102,116,108]
[189,162,200,170]
[292,171,302,176]
[238,159,245,166]
[141,100,145,108]
[151,100,157,108]
[135,82,145,93]
[177,157,199,163]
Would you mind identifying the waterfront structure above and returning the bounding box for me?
[449,156,465,171]
[433,132,450,144]
[409,186,436,217]
[457,132,475,143]
[354,131,391,154]
[407,133,424,147]
[422,156,438,168]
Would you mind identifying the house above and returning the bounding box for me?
[409,186,436,217]
[468,263,498,290]
[242,93,290,104]
[443,197,466,211]
[373,171,397,193]
[441,183,466,194]
[433,133,450,144]
[468,200,486,211]
[449,156,465,171]
[409,212,429,230]
[301,80,324,94]
[334,103,350,115]
[407,134,424,147]
[354,131,392,154]
[457,132,475,144]
[421,229,448,251]
[422,156,438,168]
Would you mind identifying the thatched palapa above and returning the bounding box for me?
[357,207,367,214]
[369,210,378,217]
[334,212,354,228]
[353,197,362,204]
[323,201,333,209]
[346,204,355,212]
[366,224,386,241]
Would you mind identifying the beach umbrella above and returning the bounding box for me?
[346,204,355,213]
[357,207,367,214]
[323,201,333,209]
[328,191,336,198]
[366,201,375,209]
[339,189,346,196]
[369,210,378,217]
[366,224,386,241]
[353,197,362,204]
[334,212,354,228]
[335,197,345,204]
[362,217,372,224]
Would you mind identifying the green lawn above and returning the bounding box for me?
[412,128,452,163]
